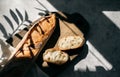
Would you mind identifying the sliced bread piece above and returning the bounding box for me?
[43,48,69,65]
[58,35,85,50]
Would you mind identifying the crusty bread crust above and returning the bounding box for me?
[14,14,56,58]
[43,48,69,65]
[58,35,85,50]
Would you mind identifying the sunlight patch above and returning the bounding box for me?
[102,11,120,29]
[74,41,113,72]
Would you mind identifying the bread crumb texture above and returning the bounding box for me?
[43,48,69,65]
[58,36,85,50]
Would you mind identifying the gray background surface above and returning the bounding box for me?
[0,0,120,77]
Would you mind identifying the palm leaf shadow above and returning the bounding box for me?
[0,8,32,45]
[0,23,9,38]
[3,15,14,31]
[15,9,23,22]
[35,0,50,15]
[36,0,49,11]
[10,9,19,25]
[25,10,28,21]
[34,7,48,16]
[7,8,32,43]
[24,10,32,24]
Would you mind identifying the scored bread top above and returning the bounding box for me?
[58,35,85,50]
[14,14,56,58]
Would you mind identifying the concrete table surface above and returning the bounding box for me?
[0,0,120,77]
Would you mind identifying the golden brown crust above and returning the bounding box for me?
[15,14,56,58]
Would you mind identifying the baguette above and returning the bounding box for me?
[58,35,85,50]
[43,48,69,65]
[14,14,56,58]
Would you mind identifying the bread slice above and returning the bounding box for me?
[58,35,85,50]
[14,14,56,58]
[43,48,69,65]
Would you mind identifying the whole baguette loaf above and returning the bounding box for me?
[43,48,69,65]
[14,14,56,58]
[58,35,85,50]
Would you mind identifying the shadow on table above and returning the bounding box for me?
[0,8,32,40]
[0,8,33,77]
[58,65,119,77]
[35,11,89,77]
[47,0,120,77]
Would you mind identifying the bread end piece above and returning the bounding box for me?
[58,35,85,50]
[43,48,69,65]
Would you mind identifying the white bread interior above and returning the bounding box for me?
[58,35,85,50]
[43,48,69,65]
